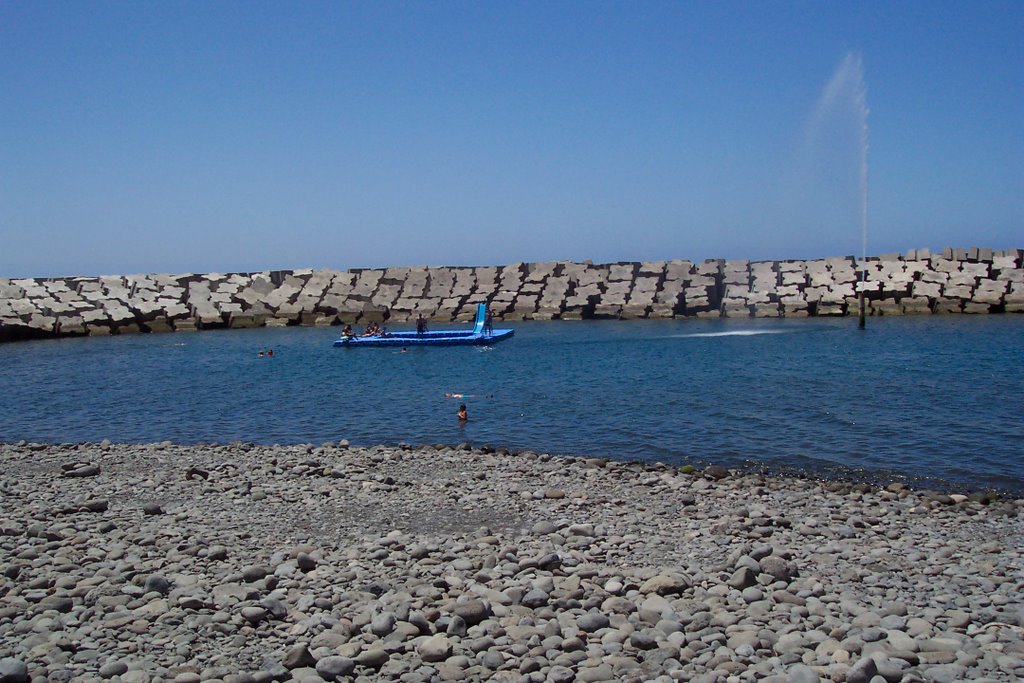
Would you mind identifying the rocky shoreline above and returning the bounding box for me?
[1,441,1021,683]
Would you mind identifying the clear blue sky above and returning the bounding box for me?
[2,1,1021,278]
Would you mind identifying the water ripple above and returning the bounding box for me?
[0,316,1022,493]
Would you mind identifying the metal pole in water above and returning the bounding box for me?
[856,54,869,331]
[858,281,866,329]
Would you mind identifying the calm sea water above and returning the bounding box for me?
[1,317,1022,493]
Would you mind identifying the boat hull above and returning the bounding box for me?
[333,328,514,347]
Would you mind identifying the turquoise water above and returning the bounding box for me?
[1,317,1022,493]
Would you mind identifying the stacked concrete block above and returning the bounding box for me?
[719,260,751,317]
[652,260,691,317]
[624,264,662,319]
[2,248,1022,341]
[684,261,720,317]
[594,263,634,319]
[804,258,856,316]
[516,263,551,319]
[748,262,781,317]
[995,252,1024,312]
[777,261,809,317]
[536,274,569,320]
[488,264,523,317]
[561,263,603,319]
[426,268,455,300]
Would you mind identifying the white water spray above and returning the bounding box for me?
[809,53,869,326]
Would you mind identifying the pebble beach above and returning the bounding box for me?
[0,441,1021,683]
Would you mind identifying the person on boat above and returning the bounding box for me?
[267,349,273,357]
[457,404,468,421]
[341,323,354,337]
[484,307,494,335]
[416,315,427,335]
[363,322,379,337]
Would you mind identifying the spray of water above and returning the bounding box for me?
[778,53,870,265]
[805,53,870,325]
[809,53,869,265]
[811,52,868,259]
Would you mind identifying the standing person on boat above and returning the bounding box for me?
[457,404,468,421]
[483,307,493,335]
[416,314,427,335]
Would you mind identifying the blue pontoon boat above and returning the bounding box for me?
[333,304,513,347]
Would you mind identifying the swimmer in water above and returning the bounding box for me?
[457,404,468,421]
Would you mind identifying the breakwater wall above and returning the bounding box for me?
[1,247,1021,341]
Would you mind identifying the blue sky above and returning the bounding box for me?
[1,1,1021,277]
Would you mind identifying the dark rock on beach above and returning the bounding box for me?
[0,440,1021,682]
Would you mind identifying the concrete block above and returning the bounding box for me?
[780,270,807,286]
[816,303,846,316]
[722,284,748,300]
[695,260,721,276]
[920,270,948,284]
[525,261,558,281]
[911,281,942,298]
[371,284,401,308]
[607,263,635,281]
[808,270,833,288]
[962,302,991,314]
[752,303,781,317]
[58,319,87,335]
[638,261,666,276]
[721,302,751,317]
[994,254,1021,270]
[996,269,1024,283]
[942,285,973,299]
[228,314,266,329]
[592,304,621,318]
[960,262,989,277]
[649,303,675,318]
[143,318,174,333]
[972,285,1006,305]
[901,298,932,314]
[855,281,881,293]
[782,301,808,317]
[830,283,856,298]
[619,304,649,319]
[664,260,693,280]
[947,272,977,287]
[933,299,962,314]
